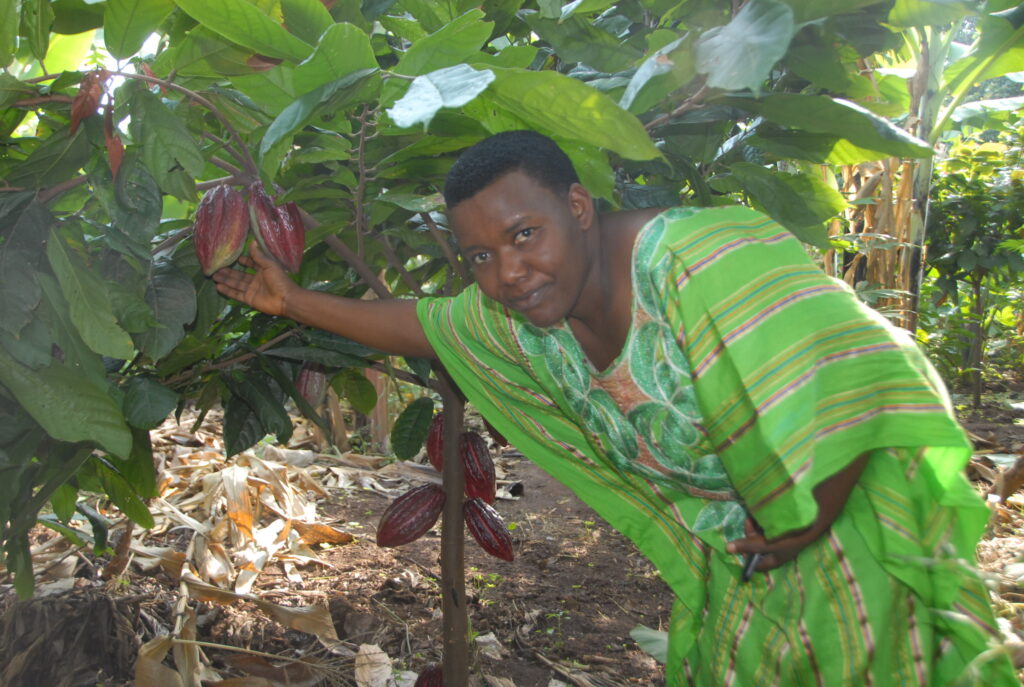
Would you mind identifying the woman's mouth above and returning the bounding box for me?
[508,285,548,311]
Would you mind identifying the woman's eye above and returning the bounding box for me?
[470,251,490,265]
[514,227,536,244]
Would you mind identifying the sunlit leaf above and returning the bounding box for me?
[173,0,313,61]
[104,0,174,59]
[696,0,795,93]
[388,65,495,129]
[521,10,641,73]
[280,0,333,45]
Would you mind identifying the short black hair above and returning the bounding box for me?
[443,130,580,208]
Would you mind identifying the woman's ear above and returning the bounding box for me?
[567,182,596,231]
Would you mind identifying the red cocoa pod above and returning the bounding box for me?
[376,484,446,548]
[296,362,328,408]
[483,418,509,447]
[464,498,513,561]
[414,664,442,687]
[248,182,305,273]
[194,184,249,276]
[426,412,445,472]
[460,431,496,504]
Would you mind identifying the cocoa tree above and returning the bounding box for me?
[2,0,1021,679]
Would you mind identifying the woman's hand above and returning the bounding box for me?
[212,242,295,317]
[726,452,870,574]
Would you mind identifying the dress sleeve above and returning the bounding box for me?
[656,206,973,539]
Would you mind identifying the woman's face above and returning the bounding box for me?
[448,170,594,328]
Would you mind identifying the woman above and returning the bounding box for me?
[215,131,1016,685]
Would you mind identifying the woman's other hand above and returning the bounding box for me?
[213,242,294,317]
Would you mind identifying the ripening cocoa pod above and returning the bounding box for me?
[464,498,513,561]
[194,184,249,276]
[426,412,445,472]
[376,484,446,548]
[460,431,496,504]
[296,362,328,408]
[248,182,305,273]
[414,664,442,687]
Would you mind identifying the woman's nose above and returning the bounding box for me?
[498,251,529,285]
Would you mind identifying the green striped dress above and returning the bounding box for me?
[417,206,1017,685]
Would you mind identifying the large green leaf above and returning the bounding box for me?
[46,231,135,360]
[280,0,333,45]
[394,9,492,76]
[223,391,266,456]
[724,94,933,159]
[36,273,108,384]
[104,0,175,59]
[388,65,496,128]
[620,36,694,113]
[21,0,54,61]
[5,127,90,188]
[483,68,661,161]
[127,86,205,191]
[888,0,974,27]
[294,22,377,94]
[695,0,796,93]
[122,377,179,430]
[0,0,18,67]
[264,345,368,368]
[97,459,155,527]
[0,347,131,456]
[226,374,293,445]
[173,0,314,61]
[260,68,378,157]
[726,162,845,246]
[0,202,49,336]
[133,259,197,361]
[0,72,34,108]
[334,371,377,415]
[780,0,887,23]
[391,396,434,459]
[520,10,641,73]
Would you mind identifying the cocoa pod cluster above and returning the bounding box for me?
[295,362,328,408]
[193,182,305,275]
[376,412,514,561]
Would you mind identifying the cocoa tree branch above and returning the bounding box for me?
[110,71,261,180]
[322,235,393,299]
[645,83,711,130]
[352,105,375,260]
[37,175,89,204]
[164,329,300,388]
[14,95,74,107]
[210,156,244,177]
[421,212,471,282]
[379,235,427,297]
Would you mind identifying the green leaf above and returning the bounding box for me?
[727,162,845,247]
[888,0,973,27]
[620,36,694,113]
[223,392,266,457]
[724,94,934,159]
[780,0,884,23]
[112,153,164,239]
[0,347,132,456]
[260,67,378,157]
[98,459,155,528]
[334,372,377,415]
[121,426,158,498]
[520,10,641,73]
[388,64,496,128]
[122,377,179,430]
[558,0,616,21]
[783,34,852,92]
[280,0,333,45]
[0,1,19,68]
[226,374,293,445]
[0,72,34,108]
[294,22,377,94]
[394,9,492,76]
[127,86,205,191]
[21,0,54,61]
[75,502,110,552]
[696,0,795,93]
[50,482,78,523]
[173,0,314,61]
[484,68,661,161]
[0,202,49,336]
[133,259,197,362]
[630,625,668,664]
[104,0,175,59]
[390,396,434,459]
[5,127,90,188]
[47,231,135,360]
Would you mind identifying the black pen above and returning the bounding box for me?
[741,552,762,582]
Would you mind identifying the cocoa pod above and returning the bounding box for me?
[376,484,446,548]
[414,664,442,687]
[248,182,305,273]
[194,184,249,276]
[460,431,496,504]
[426,412,444,472]
[464,498,513,561]
[296,363,328,408]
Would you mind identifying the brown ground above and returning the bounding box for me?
[1,387,1023,686]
